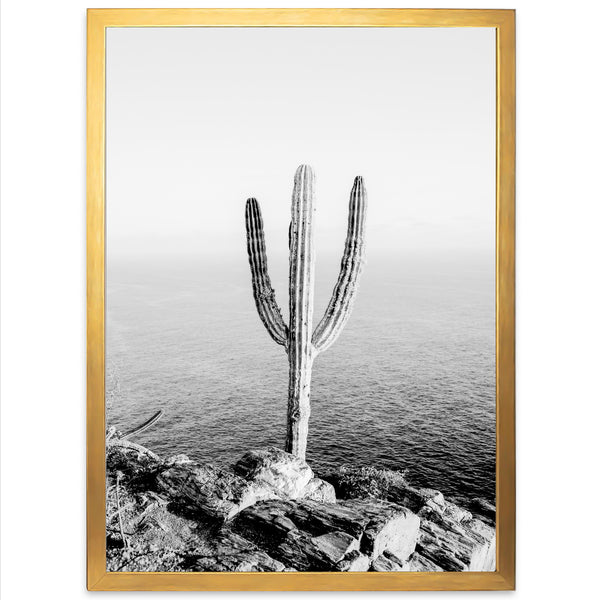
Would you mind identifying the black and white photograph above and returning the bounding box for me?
[104,25,497,573]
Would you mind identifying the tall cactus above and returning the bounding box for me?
[245,165,367,459]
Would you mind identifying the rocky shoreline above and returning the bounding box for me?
[106,437,495,573]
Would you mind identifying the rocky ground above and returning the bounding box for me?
[106,435,496,573]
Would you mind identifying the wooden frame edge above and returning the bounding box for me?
[86,7,514,28]
[86,7,107,590]
[495,8,516,591]
[86,8,515,591]
[88,570,515,592]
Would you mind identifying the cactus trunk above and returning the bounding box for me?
[245,164,367,460]
[286,166,315,457]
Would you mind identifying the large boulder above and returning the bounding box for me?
[280,500,371,538]
[232,497,420,571]
[233,447,313,499]
[157,463,279,521]
[233,499,367,570]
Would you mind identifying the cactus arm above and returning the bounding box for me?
[286,165,316,459]
[312,176,367,355]
[245,197,289,347]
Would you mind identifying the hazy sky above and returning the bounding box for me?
[106,27,495,261]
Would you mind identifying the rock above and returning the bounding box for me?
[384,549,411,569]
[233,447,314,499]
[389,485,446,516]
[463,519,496,571]
[107,488,193,547]
[260,499,371,539]
[292,500,369,537]
[107,547,186,572]
[106,441,492,574]
[469,497,496,526]
[233,499,367,570]
[106,443,161,484]
[191,553,284,572]
[409,552,444,572]
[233,497,419,570]
[370,554,400,573]
[105,484,208,572]
[417,528,469,571]
[336,550,370,572]
[312,531,359,563]
[164,454,194,467]
[417,488,446,513]
[416,514,496,572]
[465,517,495,541]
[189,532,287,572]
[300,478,336,503]
[233,500,365,571]
[275,529,337,570]
[444,501,472,524]
[233,500,301,548]
[342,498,420,560]
[371,552,410,573]
[371,555,396,571]
[157,463,279,521]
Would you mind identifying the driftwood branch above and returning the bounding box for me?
[121,410,164,440]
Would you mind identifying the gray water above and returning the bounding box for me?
[106,254,495,507]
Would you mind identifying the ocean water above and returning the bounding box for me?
[106,254,496,507]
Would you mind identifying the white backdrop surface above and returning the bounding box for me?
[1,1,599,598]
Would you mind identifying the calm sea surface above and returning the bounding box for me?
[106,255,495,506]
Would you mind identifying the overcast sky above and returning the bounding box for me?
[106,26,495,261]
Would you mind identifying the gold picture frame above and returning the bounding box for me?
[87,8,515,591]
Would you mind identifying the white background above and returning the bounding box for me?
[1,1,599,598]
